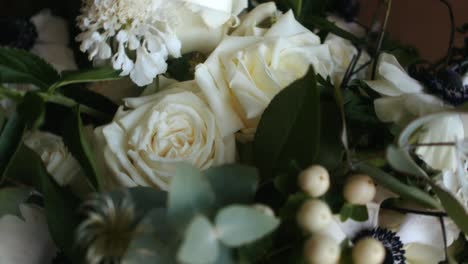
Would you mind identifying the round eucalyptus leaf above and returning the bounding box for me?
[177,215,219,264]
[215,205,279,247]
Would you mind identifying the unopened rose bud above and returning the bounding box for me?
[297,199,332,233]
[304,234,341,264]
[352,238,386,264]
[343,174,376,205]
[298,165,330,197]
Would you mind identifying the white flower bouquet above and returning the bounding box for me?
[0,0,467,263]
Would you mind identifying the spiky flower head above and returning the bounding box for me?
[76,193,139,264]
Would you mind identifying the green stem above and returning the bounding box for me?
[40,93,111,120]
[371,0,393,80]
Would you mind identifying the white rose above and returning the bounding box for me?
[24,131,82,187]
[195,4,333,141]
[96,81,236,190]
[175,0,248,54]
[0,204,57,264]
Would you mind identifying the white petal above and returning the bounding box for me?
[404,243,444,264]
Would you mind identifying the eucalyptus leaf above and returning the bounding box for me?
[0,187,32,218]
[386,145,428,178]
[177,215,219,264]
[254,67,320,174]
[215,205,280,247]
[357,163,441,209]
[62,107,101,190]
[17,92,45,129]
[205,165,258,207]
[168,163,215,228]
[0,47,59,89]
[52,67,122,90]
[0,112,25,179]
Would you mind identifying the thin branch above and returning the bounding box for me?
[381,204,448,217]
[439,0,456,66]
[439,216,449,263]
[371,0,393,80]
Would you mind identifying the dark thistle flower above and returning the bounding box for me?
[334,0,360,22]
[76,194,139,264]
[354,227,406,264]
[0,18,37,50]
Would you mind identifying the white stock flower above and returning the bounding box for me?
[0,205,57,264]
[76,0,183,86]
[24,131,82,186]
[195,3,333,141]
[366,53,465,171]
[96,81,236,190]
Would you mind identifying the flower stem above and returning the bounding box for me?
[439,216,449,263]
[371,0,393,80]
[381,204,448,217]
[439,0,456,66]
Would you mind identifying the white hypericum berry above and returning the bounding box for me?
[352,238,386,264]
[297,199,332,233]
[343,174,376,205]
[304,235,341,264]
[298,165,330,197]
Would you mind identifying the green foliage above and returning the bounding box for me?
[0,187,32,218]
[17,92,45,129]
[215,205,280,247]
[178,215,220,264]
[62,107,101,190]
[0,47,60,90]
[303,16,366,45]
[168,163,216,228]
[52,66,122,91]
[339,203,368,222]
[0,113,25,178]
[254,68,320,174]
[204,165,258,207]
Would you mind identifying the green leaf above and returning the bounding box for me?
[178,215,219,264]
[0,47,59,89]
[339,203,368,222]
[62,107,101,190]
[168,163,215,228]
[17,92,45,129]
[303,16,366,45]
[6,145,80,258]
[215,205,280,247]
[357,163,441,209]
[386,145,428,178]
[0,112,25,179]
[127,187,167,218]
[427,181,468,236]
[205,165,258,207]
[123,209,178,263]
[52,66,123,90]
[254,68,320,173]
[0,187,32,218]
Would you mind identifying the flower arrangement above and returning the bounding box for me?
[0,0,467,263]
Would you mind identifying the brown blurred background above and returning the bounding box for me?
[358,0,468,62]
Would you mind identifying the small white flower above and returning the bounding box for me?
[0,205,57,264]
[24,131,82,186]
[76,0,183,86]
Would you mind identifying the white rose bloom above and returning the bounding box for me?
[195,3,333,141]
[175,0,248,54]
[0,205,57,264]
[366,53,465,171]
[96,81,236,190]
[24,131,82,186]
